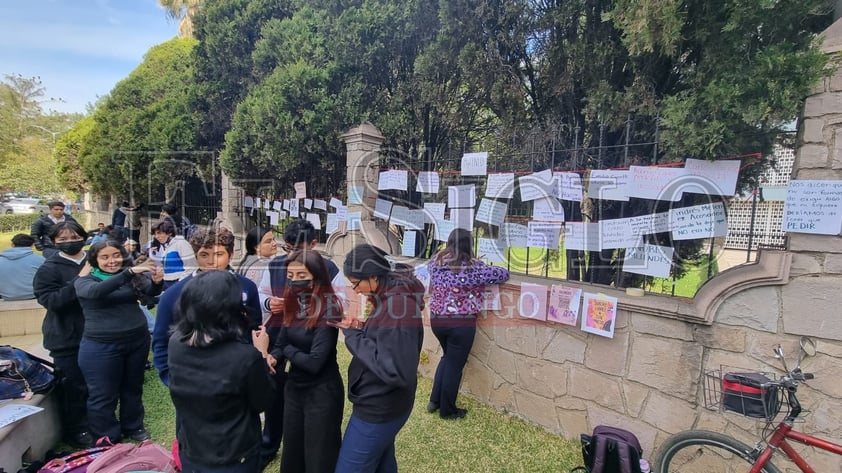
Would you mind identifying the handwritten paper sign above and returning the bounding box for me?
[313,199,327,211]
[783,180,842,235]
[329,197,343,209]
[244,196,255,208]
[564,222,601,251]
[406,210,426,230]
[461,151,488,176]
[266,210,280,226]
[303,199,313,210]
[502,223,528,247]
[306,213,321,230]
[599,218,641,250]
[402,231,417,257]
[669,202,728,240]
[547,285,582,326]
[684,158,740,196]
[346,211,362,231]
[532,197,565,222]
[294,181,307,199]
[475,199,508,227]
[629,212,670,235]
[518,283,548,321]
[282,199,290,211]
[451,208,474,231]
[336,205,348,222]
[272,200,282,211]
[416,171,440,193]
[623,244,674,278]
[435,219,456,241]
[348,185,364,204]
[289,199,300,218]
[627,166,686,201]
[486,173,515,199]
[519,169,554,202]
[448,185,476,208]
[377,170,408,191]
[478,238,507,263]
[527,222,563,249]
[390,205,409,227]
[373,199,393,220]
[423,203,446,223]
[588,170,630,201]
[554,172,583,202]
[326,214,339,234]
[581,293,618,338]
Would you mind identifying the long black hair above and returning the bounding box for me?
[173,271,249,347]
[343,244,421,294]
[237,227,272,269]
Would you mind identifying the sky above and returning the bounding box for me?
[0,0,178,115]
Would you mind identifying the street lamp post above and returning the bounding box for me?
[27,124,63,145]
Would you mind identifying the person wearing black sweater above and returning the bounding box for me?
[30,200,78,258]
[169,270,275,473]
[74,240,163,443]
[332,244,425,473]
[32,221,93,448]
[254,249,343,473]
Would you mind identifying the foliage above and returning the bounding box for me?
[79,37,200,199]
[158,0,203,37]
[55,115,95,193]
[0,214,40,234]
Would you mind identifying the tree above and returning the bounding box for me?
[55,116,95,194]
[159,0,203,37]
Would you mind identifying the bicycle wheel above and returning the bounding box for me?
[654,430,781,473]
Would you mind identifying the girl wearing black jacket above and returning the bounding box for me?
[32,221,93,448]
[254,249,343,473]
[332,244,425,473]
[74,240,163,443]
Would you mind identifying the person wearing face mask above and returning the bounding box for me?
[74,240,164,444]
[32,221,94,448]
[253,249,343,473]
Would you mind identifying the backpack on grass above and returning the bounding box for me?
[573,425,644,473]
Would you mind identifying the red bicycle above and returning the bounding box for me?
[653,337,842,472]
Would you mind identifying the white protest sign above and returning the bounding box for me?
[554,172,583,202]
[346,211,362,231]
[532,197,565,222]
[461,151,488,176]
[264,198,272,210]
[406,209,426,230]
[627,166,686,201]
[565,222,601,251]
[314,199,327,211]
[266,211,280,226]
[289,199,300,218]
[306,213,321,230]
[416,171,440,193]
[329,197,343,209]
[599,218,641,250]
[623,244,674,278]
[448,185,476,208]
[348,185,365,204]
[326,214,339,234]
[451,208,474,231]
[254,197,262,209]
[294,181,307,199]
[303,199,313,209]
[485,173,515,199]
[377,170,408,191]
[527,222,562,249]
[519,169,554,202]
[272,200,282,211]
[629,212,670,235]
[478,238,507,263]
[244,196,254,208]
[390,205,409,227]
[435,219,456,241]
[423,203,446,223]
[373,199,393,220]
[402,231,417,257]
[502,223,528,247]
[336,205,348,221]
[669,202,728,240]
[783,180,842,235]
[282,199,290,211]
[588,170,630,201]
[684,158,740,196]
[475,199,508,227]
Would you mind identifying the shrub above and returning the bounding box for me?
[0,214,40,233]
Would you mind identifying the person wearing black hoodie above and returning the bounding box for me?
[332,244,425,473]
[32,221,93,448]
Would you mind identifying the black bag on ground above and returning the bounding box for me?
[573,425,643,473]
[0,345,55,400]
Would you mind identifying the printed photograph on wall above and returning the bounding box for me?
[547,284,582,326]
[581,292,618,338]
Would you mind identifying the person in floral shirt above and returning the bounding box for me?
[427,228,509,419]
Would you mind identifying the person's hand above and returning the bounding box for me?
[78,262,92,277]
[129,261,157,275]
[265,354,277,375]
[150,265,164,284]
[252,326,271,354]
[326,315,364,330]
[268,296,285,314]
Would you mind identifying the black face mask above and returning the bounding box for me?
[288,279,312,295]
[55,240,85,255]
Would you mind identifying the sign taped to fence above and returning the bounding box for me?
[326,214,339,234]
[527,222,562,249]
[435,219,456,241]
[373,199,393,220]
[478,238,507,263]
[519,169,554,202]
[416,171,440,193]
[532,197,565,222]
[501,223,528,247]
[423,203,446,223]
[554,172,584,202]
[294,181,307,199]
[669,202,728,240]
[377,170,408,191]
[451,208,475,231]
[518,283,548,321]
[684,158,740,197]
[623,244,674,278]
[581,292,617,338]
[402,231,417,257]
[476,198,508,227]
[486,173,515,199]
[461,151,488,176]
[547,285,582,326]
[627,166,686,201]
[588,170,630,201]
[448,184,476,208]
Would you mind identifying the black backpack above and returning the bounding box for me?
[573,425,644,473]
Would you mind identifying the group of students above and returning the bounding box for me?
[31,208,509,473]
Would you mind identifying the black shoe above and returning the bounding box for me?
[258,452,277,471]
[426,402,439,413]
[66,431,95,448]
[441,408,467,420]
[123,428,151,442]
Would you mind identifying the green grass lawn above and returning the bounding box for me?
[143,343,582,472]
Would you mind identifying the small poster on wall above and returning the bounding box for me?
[518,283,548,321]
[547,285,582,326]
[581,292,618,338]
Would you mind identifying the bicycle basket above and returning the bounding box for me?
[704,369,782,420]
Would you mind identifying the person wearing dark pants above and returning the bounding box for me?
[426,229,510,419]
[77,335,150,441]
[333,244,425,473]
[33,221,93,448]
[75,240,163,443]
[256,249,344,473]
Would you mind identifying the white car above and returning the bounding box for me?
[0,198,49,215]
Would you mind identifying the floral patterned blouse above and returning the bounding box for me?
[427,258,510,316]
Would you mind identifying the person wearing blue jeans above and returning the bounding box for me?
[333,244,425,473]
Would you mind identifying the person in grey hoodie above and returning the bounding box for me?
[0,233,45,300]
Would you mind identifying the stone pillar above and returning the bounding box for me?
[217,170,244,235]
[324,123,399,258]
